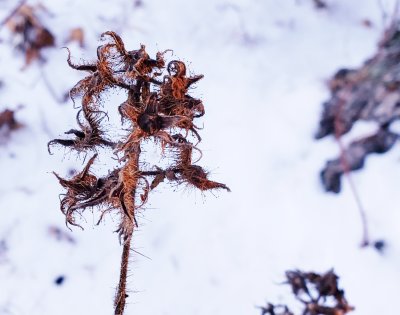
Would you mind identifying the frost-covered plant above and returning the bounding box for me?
[49,31,229,315]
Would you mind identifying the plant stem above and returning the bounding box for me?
[334,96,369,247]
[114,143,140,315]
[114,231,133,315]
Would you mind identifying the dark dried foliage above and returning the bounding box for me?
[260,270,354,315]
[315,21,400,193]
[49,31,229,315]
[6,4,55,66]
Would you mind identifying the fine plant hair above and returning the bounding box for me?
[259,270,354,315]
[48,31,229,315]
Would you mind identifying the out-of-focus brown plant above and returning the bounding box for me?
[316,20,400,194]
[0,108,22,142]
[313,0,327,9]
[260,270,354,315]
[49,31,229,315]
[0,109,20,131]
[315,18,400,247]
[65,27,85,48]
[6,4,54,66]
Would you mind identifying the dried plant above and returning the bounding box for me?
[49,31,229,315]
[314,19,400,247]
[0,109,20,131]
[315,20,400,193]
[259,270,354,315]
[65,27,85,48]
[0,107,22,143]
[6,4,54,66]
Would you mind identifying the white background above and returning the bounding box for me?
[0,0,399,314]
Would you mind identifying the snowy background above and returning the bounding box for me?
[1,0,400,314]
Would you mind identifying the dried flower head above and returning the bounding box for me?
[49,31,229,315]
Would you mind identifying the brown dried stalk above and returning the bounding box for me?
[0,108,20,131]
[49,31,229,315]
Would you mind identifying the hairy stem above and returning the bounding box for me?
[114,143,140,315]
[114,231,133,315]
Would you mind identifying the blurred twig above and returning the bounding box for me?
[0,0,27,30]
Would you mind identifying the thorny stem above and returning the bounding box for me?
[334,96,369,247]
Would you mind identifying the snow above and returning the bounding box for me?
[1,0,399,314]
